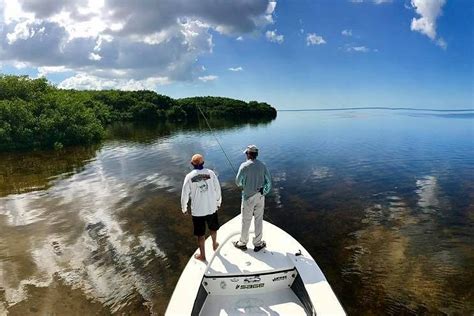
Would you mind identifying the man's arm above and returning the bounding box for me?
[181,176,191,214]
[263,165,272,195]
[235,164,245,188]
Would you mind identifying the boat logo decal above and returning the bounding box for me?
[220,281,227,289]
[272,276,287,282]
[235,283,265,290]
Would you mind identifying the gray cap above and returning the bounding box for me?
[243,144,259,154]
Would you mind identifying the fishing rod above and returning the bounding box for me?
[195,104,238,176]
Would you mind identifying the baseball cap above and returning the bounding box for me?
[243,145,259,154]
[191,154,204,165]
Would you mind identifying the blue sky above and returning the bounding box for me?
[0,0,472,109]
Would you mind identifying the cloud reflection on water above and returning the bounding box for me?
[343,178,467,314]
[0,141,180,313]
[1,111,473,314]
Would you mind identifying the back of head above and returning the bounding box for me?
[244,145,259,160]
[248,152,258,160]
[191,154,204,168]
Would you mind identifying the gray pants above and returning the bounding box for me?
[238,192,265,247]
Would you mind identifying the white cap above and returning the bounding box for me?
[243,145,259,154]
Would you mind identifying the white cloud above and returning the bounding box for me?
[37,66,70,77]
[346,45,374,53]
[342,29,353,36]
[0,0,278,88]
[228,66,243,72]
[13,61,28,68]
[352,46,369,52]
[306,33,326,46]
[436,37,447,50]
[58,73,171,90]
[198,75,218,82]
[236,36,243,41]
[266,2,277,15]
[410,0,447,49]
[265,29,284,44]
[6,20,41,44]
[88,52,102,61]
[2,0,34,24]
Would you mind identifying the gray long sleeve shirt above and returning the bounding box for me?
[235,159,272,200]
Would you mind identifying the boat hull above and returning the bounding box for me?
[166,215,345,315]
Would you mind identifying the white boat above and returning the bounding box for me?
[166,215,346,315]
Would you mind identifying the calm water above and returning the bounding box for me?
[0,110,473,315]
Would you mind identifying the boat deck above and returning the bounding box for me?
[166,215,346,316]
[200,289,307,315]
[205,221,299,276]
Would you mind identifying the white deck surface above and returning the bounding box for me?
[166,215,346,316]
[200,289,307,315]
[206,218,300,276]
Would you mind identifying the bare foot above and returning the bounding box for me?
[213,242,219,251]
[194,253,206,261]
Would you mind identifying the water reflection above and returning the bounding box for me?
[0,110,473,314]
[0,118,274,314]
[0,154,169,313]
[343,180,470,314]
[0,146,98,197]
[416,175,440,210]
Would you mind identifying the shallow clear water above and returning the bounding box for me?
[0,110,473,315]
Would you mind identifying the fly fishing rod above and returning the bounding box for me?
[195,104,238,176]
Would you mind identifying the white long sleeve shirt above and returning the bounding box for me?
[181,168,222,216]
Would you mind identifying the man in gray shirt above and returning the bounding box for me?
[233,145,272,252]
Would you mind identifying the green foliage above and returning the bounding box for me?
[0,94,104,151]
[0,75,50,101]
[0,99,36,151]
[130,101,166,122]
[0,75,277,151]
[167,105,187,122]
[177,97,277,120]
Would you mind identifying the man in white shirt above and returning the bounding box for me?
[181,154,222,261]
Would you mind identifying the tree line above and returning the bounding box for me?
[0,75,277,151]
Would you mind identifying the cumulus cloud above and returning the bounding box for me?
[265,29,284,44]
[228,66,243,72]
[37,66,71,77]
[0,0,277,89]
[58,73,171,90]
[410,0,447,49]
[306,33,326,46]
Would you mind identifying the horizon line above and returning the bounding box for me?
[276,107,474,112]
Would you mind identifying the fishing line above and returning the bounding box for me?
[195,104,238,176]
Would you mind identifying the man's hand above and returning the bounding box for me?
[183,210,190,216]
